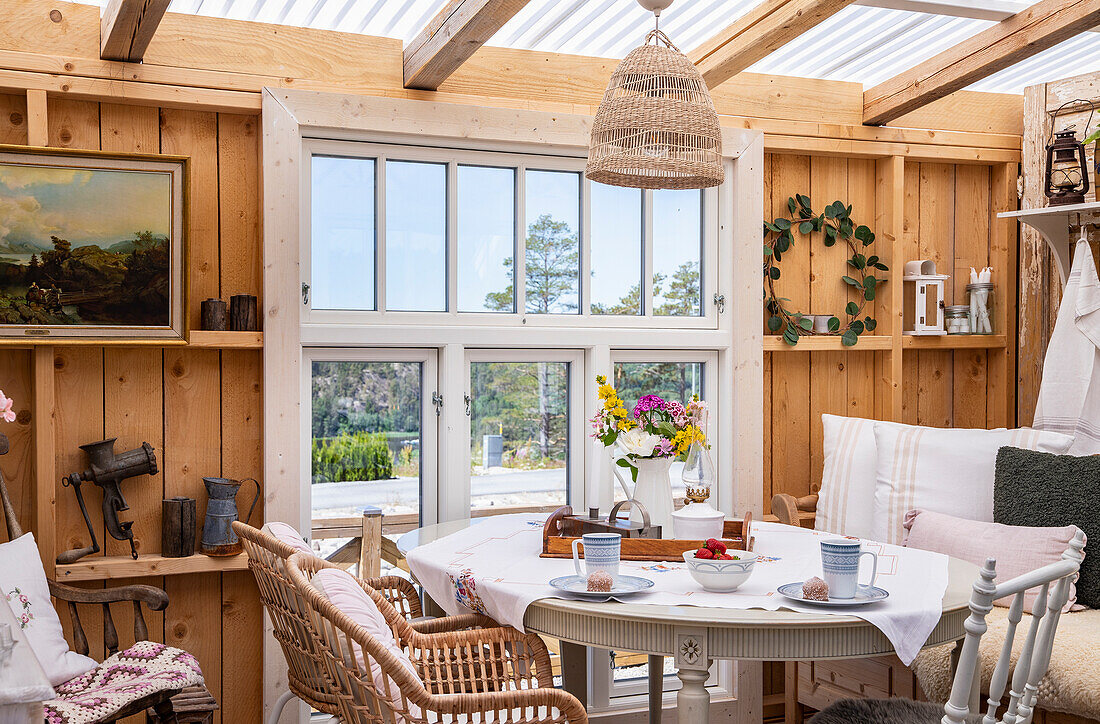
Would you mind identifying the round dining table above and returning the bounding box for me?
[398,519,978,724]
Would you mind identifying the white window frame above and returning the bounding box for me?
[461,349,585,522]
[302,347,440,529]
[302,138,719,330]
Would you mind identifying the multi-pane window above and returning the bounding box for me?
[305,142,712,323]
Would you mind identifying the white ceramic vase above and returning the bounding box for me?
[613,455,675,536]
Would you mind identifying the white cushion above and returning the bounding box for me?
[871,425,1074,544]
[0,533,97,686]
[261,521,313,554]
[816,414,888,540]
[311,568,422,718]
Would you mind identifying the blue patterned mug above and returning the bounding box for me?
[572,533,621,581]
[820,538,878,599]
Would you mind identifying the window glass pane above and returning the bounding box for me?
[590,183,643,315]
[386,161,446,311]
[459,165,515,312]
[653,189,703,316]
[612,361,704,500]
[524,170,580,314]
[311,361,422,526]
[311,156,375,310]
[470,362,569,513]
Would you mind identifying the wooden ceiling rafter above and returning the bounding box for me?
[863,0,1100,125]
[100,0,171,62]
[403,0,532,90]
[689,0,859,89]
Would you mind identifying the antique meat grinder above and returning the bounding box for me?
[57,438,158,564]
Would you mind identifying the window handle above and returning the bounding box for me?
[464,394,471,417]
[713,292,726,313]
[432,392,443,417]
[301,282,311,305]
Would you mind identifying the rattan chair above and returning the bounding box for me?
[286,551,587,724]
[233,521,494,724]
[810,529,1086,724]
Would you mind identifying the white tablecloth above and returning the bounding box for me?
[405,515,949,665]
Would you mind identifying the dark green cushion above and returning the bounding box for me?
[994,446,1099,608]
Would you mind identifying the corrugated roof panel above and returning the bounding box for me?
[66,0,1100,94]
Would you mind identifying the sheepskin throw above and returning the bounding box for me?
[994,446,1100,608]
[809,697,982,724]
[912,608,1100,720]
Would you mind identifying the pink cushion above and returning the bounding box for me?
[261,521,313,554]
[311,568,422,719]
[903,509,1084,612]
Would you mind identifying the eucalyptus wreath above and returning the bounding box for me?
[764,195,888,347]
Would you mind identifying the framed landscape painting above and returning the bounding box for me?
[0,145,187,342]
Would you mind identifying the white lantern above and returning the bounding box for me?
[903,260,949,336]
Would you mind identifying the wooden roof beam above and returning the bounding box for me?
[403,0,532,90]
[101,0,171,62]
[689,0,859,88]
[864,0,1100,125]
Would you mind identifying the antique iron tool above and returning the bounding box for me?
[57,438,158,564]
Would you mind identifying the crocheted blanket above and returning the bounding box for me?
[43,641,204,724]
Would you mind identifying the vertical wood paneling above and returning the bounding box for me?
[846,159,877,422]
[0,93,28,144]
[952,165,990,428]
[768,154,811,498]
[166,573,223,724]
[217,113,262,304]
[916,163,954,428]
[0,351,33,533]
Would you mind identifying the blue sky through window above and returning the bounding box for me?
[311,155,375,310]
[386,160,446,311]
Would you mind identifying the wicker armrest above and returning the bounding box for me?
[48,579,169,610]
[407,623,554,692]
[409,613,497,634]
[429,688,587,723]
[360,574,424,620]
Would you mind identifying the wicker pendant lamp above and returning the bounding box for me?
[586,0,724,190]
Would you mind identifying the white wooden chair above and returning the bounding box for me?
[810,529,1086,724]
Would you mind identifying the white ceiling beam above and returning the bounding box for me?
[101,0,171,62]
[403,0,533,90]
[854,0,1028,22]
[864,0,1100,125]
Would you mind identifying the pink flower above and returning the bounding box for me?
[0,391,13,423]
[665,401,685,419]
[655,439,674,455]
[633,395,666,418]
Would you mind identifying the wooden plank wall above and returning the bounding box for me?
[0,93,263,724]
[763,154,1011,501]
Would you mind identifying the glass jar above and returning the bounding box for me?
[967,282,995,335]
[945,305,970,334]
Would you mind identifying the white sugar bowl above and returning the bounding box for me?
[671,500,725,540]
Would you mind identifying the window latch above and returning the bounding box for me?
[464,394,471,417]
[301,282,310,305]
[432,392,443,417]
[713,292,726,313]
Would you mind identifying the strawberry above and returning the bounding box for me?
[706,539,727,555]
[694,548,714,559]
[719,553,735,560]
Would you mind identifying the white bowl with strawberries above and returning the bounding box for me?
[682,539,757,592]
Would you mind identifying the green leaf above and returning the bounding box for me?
[845,301,860,316]
[863,275,877,289]
[799,221,815,235]
[773,248,782,262]
[796,194,811,210]
[783,326,800,345]
[770,266,781,280]
[864,287,876,301]
[601,430,618,446]
[848,253,867,270]
[764,244,773,256]
[850,319,865,335]
[775,218,791,230]
[824,204,838,219]
[854,225,873,242]
[776,235,791,253]
[787,197,797,215]
[841,329,858,346]
[867,255,879,266]
[798,317,813,331]
[864,317,878,331]
[842,275,862,288]
[767,315,783,332]
[873,262,889,271]
[828,316,841,332]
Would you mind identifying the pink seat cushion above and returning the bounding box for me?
[903,509,1084,612]
[44,641,204,724]
[261,521,313,554]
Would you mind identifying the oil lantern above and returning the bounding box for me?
[1045,126,1090,206]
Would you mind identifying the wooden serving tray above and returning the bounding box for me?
[540,506,753,562]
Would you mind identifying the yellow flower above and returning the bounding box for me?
[598,383,615,400]
[618,419,636,431]
[612,407,627,419]
[604,397,620,410]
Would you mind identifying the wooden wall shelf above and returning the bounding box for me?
[902,334,1007,349]
[763,335,892,351]
[188,330,264,348]
[54,553,250,582]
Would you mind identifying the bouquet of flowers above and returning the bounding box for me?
[590,375,707,475]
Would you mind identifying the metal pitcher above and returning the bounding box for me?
[200,477,260,557]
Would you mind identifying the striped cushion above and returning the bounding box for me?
[871,424,1074,544]
[816,415,888,540]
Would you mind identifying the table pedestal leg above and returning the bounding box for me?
[559,641,588,709]
[648,655,663,724]
[676,666,710,724]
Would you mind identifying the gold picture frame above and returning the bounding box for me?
[0,144,188,343]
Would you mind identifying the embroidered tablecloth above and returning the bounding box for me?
[405,514,949,664]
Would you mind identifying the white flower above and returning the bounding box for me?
[617,429,663,457]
